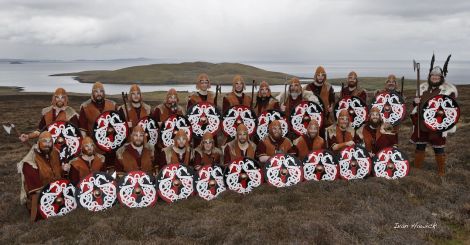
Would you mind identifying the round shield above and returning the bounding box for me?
[371,92,406,126]
[222,105,257,138]
[93,111,129,152]
[422,95,460,132]
[137,116,159,145]
[335,96,368,129]
[290,101,324,136]
[195,164,226,201]
[157,163,195,203]
[264,154,303,188]
[47,121,82,163]
[187,102,221,138]
[256,110,288,141]
[373,147,410,179]
[77,172,117,212]
[224,157,263,194]
[303,149,339,181]
[117,171,157,208]
[39,179,77,219]
[338,145,372,180]
[160,115,192,147]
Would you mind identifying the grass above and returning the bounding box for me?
[0,86,469,244]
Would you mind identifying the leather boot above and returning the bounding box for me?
[414,150,425,169]
[435,153,446,176]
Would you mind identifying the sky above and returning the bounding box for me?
[0,0,469,62]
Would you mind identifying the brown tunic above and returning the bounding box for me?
[340,86,367,103]
[293,135,325,161]
[222,92,252,114]
[358,124,397,155]
[256,136,293,159]
[152,103,185,123]
[326,125,361,154]
[38,106,79,130]
[223,140,256,166]
[116,143,154,174]
[118,102,152,127]
[69,154,105,184]
[20,147,63,194]
[253,97,280,116]
[305,82,335,125]
[187,91,215,110]
[79,99,117,135]
[192,147,222,167]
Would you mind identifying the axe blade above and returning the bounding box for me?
[413,60,417,71]
[2,123,14,135]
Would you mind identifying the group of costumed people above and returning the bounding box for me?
[15,54,459,221]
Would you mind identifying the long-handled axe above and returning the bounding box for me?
[413,60,421,138]
[2,122,31,147]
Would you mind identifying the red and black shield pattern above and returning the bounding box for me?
[290,101,324,136]
[256,110,288,141]
[137,116,159,145]
[93,111,129,152]
[338,145,372,180]
[77,172,117,211]
[195,164,226,201]
[373,147,410,179]
[264,154,303,188]
[39,179,77,219]
[187,102,221,138]
[224,157,263,194]
[157,163,195,203]
[371,92,406,126]
[422,95,460,132]
[335,96,368,129]
[303,149,339,181]
[222,105,257,138]
[117,171,157,208]
[47,121,81,163]
[160,115,192,147]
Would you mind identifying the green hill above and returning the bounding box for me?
[51,61,295,85]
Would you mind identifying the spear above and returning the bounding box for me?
[413,60,421,138]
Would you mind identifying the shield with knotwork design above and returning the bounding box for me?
[334,96,368,129]
[338,145,372,180]
[195,164,226,201]
[77,172,117,212]
[222,105,257,138]
[256,110,288,141]
[224,157,262,194]
[39,179,77,219]
[157,163,195,203]
[264,154,303,188]
[47,121,82,163]
[187,102,221,138]
[290,101,324,136]
[117,171,157,208]
[422,95,460,132]
[93,111,129,152]
[371,92,406,126]
[136,116,159,146]
[373,147,410,179]
[160,115,192,147]
[303,149,339,181]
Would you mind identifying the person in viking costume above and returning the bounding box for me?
[340,71,367,103]
[223,124,256,166]
[152,88,185,126]
[277,77,319,122]
[78,82,118,171]
[118,84,152,129]
[375,74,401,96]
[293,119,325,161]
[410,55,457,176]
[222,75,252,114]
[256,120,294,164]
[69,136,105,185]
[356,107,397,157]
[187,73,216,110]
[326,109,362,154]
[305,66,335,127]
[19,88,79,142]
[192,132,223,170]
[253,80,280,116]
[159,129,192,169]
[17,131,65,221]
[116,125,155,176]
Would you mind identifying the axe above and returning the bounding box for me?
[214,82,222,108]
[413,60,421,138]
[121,92,130,124]
[2,122,31,147]
[250,80,257,107]
[400,76,405,97]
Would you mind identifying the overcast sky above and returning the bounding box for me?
[1,0,469,61]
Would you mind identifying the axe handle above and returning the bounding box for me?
[121,92,130,124]
[12,125,32,147]
[416,65,421,138]
[251,80,256,107]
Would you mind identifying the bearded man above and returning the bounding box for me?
[305,66,335,126]
[326,109,362,154]
[223,124,256,166]
[159,129,192,168]
[222,75,252,114]
[375,74,401,96]
[256,120,294,164]
[253,80,280,116]
[340,71,367,103]
[187,73,216,110]
[277,77,319,122]
[152,88,185,127]
[69,136,105,184]
[116,125,155,175]
[19,88,78,142]
[293,120,325,161]
[192,132,223,170]
[118,84,152,129]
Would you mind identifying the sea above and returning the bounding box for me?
[0,59,468,94]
